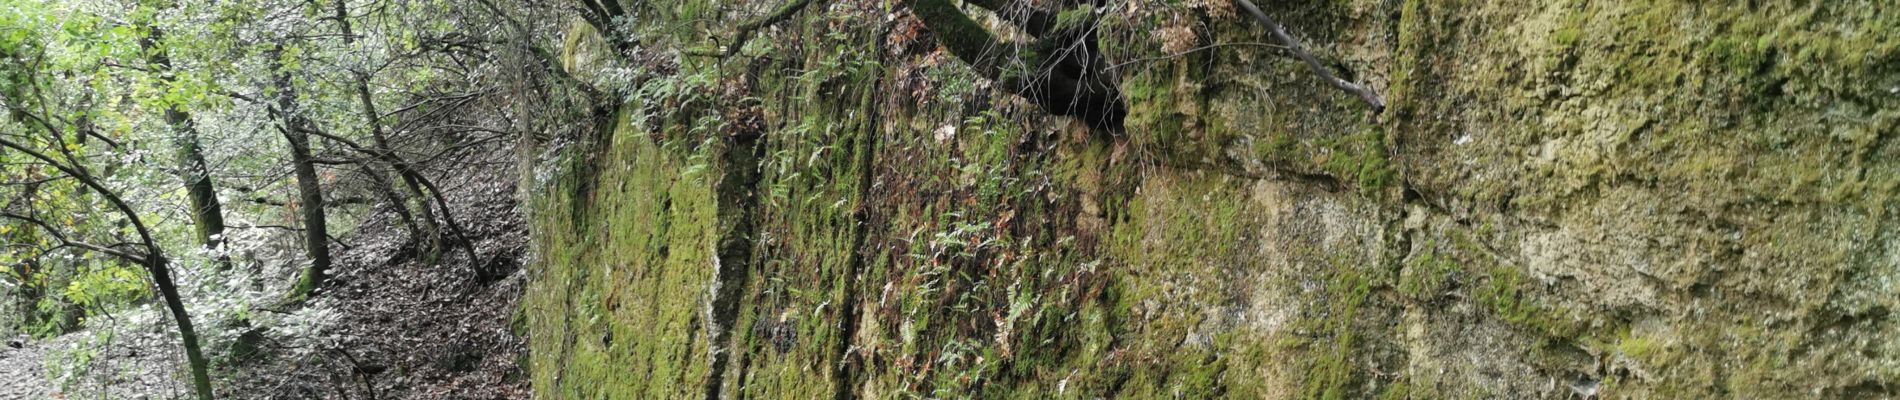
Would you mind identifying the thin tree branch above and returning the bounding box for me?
[377,91,482,120]
[78,127,124,150]
[1,175,70,186]
[0,211,150,264]
[1234,0,1384,114]
[473,0,604,99]
[405,124,516,136]
[0,137,163,257]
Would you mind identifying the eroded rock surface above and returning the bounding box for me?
[523,0,1898,398]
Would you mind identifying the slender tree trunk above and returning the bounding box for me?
[142,26,232,270]
[12,178,44,331]
[163,107,227,252]
[14,258,42,331]
[269,45,333,299]
[332,0,450,263]
[282,117,332,299]
[359,161,424,251]
[149,254,216,399]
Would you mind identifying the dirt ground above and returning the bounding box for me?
[225,169,532,399]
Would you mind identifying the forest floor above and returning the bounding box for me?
[1,322,208,399]
[0,334,52,399]
[224,167,532,399]
[0,165,532,400]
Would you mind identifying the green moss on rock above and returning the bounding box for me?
[521,0,1900,398]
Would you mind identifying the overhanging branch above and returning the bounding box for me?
[0,211,150,265]
[0,136,165,257]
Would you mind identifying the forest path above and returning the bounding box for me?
[0,330,184,399]
[0,170,525,400]
[0,337,53,399]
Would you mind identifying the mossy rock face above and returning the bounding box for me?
[1385,1,1900,397]
[522,108,724,399]
[522,0,1899,398]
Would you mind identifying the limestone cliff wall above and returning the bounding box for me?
[521,0,1899,398]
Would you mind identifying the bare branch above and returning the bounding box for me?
[1234,0,1384,114]
[1,175,70,186]
[0,136,164,256]
[0,211,150,264]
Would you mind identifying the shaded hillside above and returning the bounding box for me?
[226,169,531,399]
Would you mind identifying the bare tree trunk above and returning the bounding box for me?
[149,253,216,399]
[268,44,333,300]
[10,178,45,331]
[332,0,460,264]
[358,162,424,250]
[141,26,232,270]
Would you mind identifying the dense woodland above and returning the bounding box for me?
[2,0,574,397]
